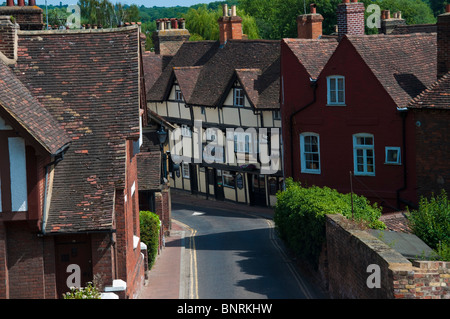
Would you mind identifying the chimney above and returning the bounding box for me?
[152,17,190,56]
[337,0,365,40]
[297,3,324,39]
[0,2,43,30]
[379,10,406,34]
[0,16,19,64]
[218,4,243,46]
[437,4,450,79]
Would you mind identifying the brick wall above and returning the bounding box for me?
[413,109,450,199]
[437,9,450,78]
[0,16,18,61]
[322,214,450,299]
[337,1,365,39]
[0,222,8,299]
[297,14,323,39]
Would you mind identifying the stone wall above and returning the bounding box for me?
[322,214,450,299]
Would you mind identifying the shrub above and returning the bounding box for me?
[139,211,161,269]
[274,178,385,265]
[62,282,101,299]
[407,190,450,261]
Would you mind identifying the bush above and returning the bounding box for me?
[407,190,450,261]
[140,211,161,269]
[62,282,101,299]
[274,178,385,265]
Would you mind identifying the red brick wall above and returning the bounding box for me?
[437,10,450,78]
[0,17,18,60]
[297,15,323,39]
[337,1,365,39]
[91,233,114,290]
[0,222,8,299]
[413,109,450,199]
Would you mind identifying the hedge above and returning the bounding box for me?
[139,211,161,269]
[274,178,385,265]
[406,190,450,261]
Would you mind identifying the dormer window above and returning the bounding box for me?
[327,75,345,105]
[233,88,244,107]
[175,89,184,102]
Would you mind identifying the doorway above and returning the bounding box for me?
[248,173,267,206]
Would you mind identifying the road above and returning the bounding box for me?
[172,201,326,299]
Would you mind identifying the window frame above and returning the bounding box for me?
[233,87,245,107]
[385,147,401,165]
[222,170,236,188]
[181,162,190,179]
[327,75,346,106]
[353,133,375,176]
[175,89,184,102]
[273,110,281,121]
[234,132,253,154]
[299,132,321,174]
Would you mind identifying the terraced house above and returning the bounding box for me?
[0,2,155,299]
[145,5,283,207]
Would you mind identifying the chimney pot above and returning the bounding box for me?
[223,4,228,17]
[310,3,317,14]
[7,0,14,6]
[18,0,25,6]
[29,0,36,5]
[231,5,237,17]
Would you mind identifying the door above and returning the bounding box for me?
[55,234,93,298]
[189,163,198,194]
[249,174,267,206]
[214,169,224,201]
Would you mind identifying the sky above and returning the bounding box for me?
[36,0,213,7]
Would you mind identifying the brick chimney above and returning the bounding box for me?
[218,5,243,46]
[337,0,365,40]
[0,1,43,30]
[437,4,450,79]
[297,3,324,39]
[379,10,406,34]
[152,18,190,56]
[0,16,19,64]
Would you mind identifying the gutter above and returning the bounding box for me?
[289,78,318,177]
[41,142,71,235]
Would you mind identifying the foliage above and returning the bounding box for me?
[183,5,259,41]
[406,190,450,261]
[274,178,385,265]
[62,282,101,299]
[140,211,161,269]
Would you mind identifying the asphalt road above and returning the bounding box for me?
[172,202,326,299]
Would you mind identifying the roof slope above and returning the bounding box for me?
[146,41,220,102]
[282,38,338,79]
[0,61,70,154]
[188,40,281,109]
[408,72,450,109]
[12,26,141,233]
[346,33,437,108]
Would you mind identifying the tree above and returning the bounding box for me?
[183,5,259,41]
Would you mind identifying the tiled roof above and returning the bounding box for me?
[346,33,437,108]
[408,72,450,110]
[146,41,220,102]
[379,211,412,233]
[188,40,280,109]
[12,26,141,233]
[146,39,281,110]
[282,38,338,79]
[0,61,70,154]
[390,24,437,35]
[137,151,161,191]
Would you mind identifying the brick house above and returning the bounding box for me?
[0,4,153,298]
[281,0,448,211]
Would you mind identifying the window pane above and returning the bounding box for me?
[338,90,344,103]
[337,78,344,90]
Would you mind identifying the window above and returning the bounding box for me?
[222,171,235,188]
[182,162,190,179]
[327,76,345,105]
[181,124,191,137]
[273,110,281,120]
[175,89,183,102]
[300,133,321,174]
[234,88,244,107]
[234,132,252,153]
[385,147,401,165]
[353,134,375,176]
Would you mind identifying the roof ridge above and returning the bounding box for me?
[19,25,139,35]
[408,72,450,108]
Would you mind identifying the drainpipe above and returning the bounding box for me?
[41,143,70,235]
[289,78,318,178]
[396,108,410,210]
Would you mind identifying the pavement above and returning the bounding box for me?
[137,189,276,299]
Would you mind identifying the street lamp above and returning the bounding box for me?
[156,125,168,183]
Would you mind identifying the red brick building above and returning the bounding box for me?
[0,4,152,298]
[281,1,449,211]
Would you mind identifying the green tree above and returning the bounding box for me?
[183,4,258,41]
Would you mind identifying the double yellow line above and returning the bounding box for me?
[174,219,198,299]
